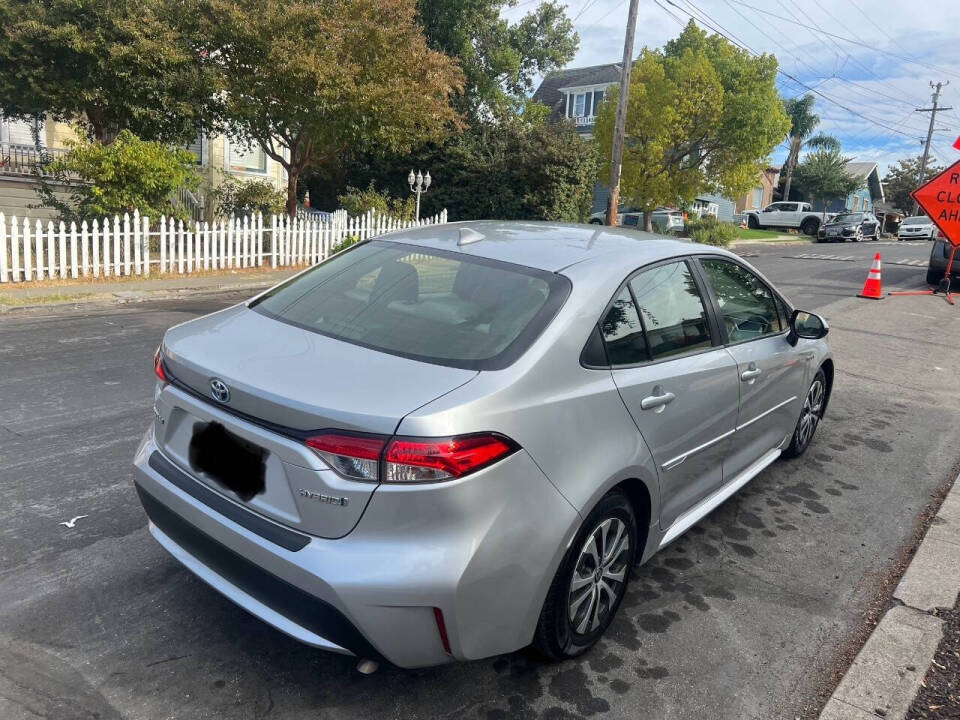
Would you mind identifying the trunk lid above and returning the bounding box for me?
[155,304,477,538]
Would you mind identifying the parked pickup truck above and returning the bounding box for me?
[744,201,826,236]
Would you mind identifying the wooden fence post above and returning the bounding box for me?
[142,215,150,276]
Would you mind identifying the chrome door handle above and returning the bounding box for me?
[641,385,676,412]
[740,364,762,383]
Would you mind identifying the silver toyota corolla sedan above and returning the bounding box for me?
[133,221,832,669]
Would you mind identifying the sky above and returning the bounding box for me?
[502,0,960,177]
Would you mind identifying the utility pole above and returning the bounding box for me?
[913,81,952,216]
[605,0,641,227]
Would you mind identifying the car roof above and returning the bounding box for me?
[377,220,701,272]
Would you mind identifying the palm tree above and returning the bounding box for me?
[782,95,841,201]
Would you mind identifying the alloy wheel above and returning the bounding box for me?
[797,378,825,449]
[567,517,630,635]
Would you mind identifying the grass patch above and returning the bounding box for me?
[0,292,100,307]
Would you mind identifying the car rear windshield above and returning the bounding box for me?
[249,240,571,370]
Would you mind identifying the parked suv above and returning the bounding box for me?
[927,229,960,286]
[816,212,881,242]
[588,207,685,232]
[134,222,832,668]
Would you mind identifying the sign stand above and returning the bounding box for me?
[888,158,960,305]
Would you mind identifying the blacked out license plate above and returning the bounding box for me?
[189,422,268,501]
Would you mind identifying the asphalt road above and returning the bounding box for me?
[1,238,958,720]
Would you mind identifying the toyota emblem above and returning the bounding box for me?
[210,378,230,403]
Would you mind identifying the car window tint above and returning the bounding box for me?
[699,258,782,342]
[628,262,712,361]
[250,240,568,369]
[600,288,648,365]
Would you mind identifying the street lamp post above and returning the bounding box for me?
[408,169,431,221]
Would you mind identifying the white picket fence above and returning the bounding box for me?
[0,208,448,283]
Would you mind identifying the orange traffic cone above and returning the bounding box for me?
[858,253,883,299]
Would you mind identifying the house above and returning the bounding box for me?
[782,161,884,214]
[531,63,621,139]
[0,114,286,220]
[735,167,781,215]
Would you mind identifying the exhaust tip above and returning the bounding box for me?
[356,658,379,675]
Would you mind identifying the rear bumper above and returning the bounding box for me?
[132,424,580,668]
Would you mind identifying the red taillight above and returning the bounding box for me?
[433,607,452,654]
[305,433,386,482]
[384,433,517,483]
[154,346,167,383]
[305,431,518,483]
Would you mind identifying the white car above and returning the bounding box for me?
[744,202,825,236]
[589,207,685,232]
[898,215,935,241]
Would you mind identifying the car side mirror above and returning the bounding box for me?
[787,309,829,346]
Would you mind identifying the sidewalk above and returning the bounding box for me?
[819,475,960,719]
[0,266,298,310]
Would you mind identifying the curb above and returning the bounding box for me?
[0,279,280,313]
[818,476,960,719]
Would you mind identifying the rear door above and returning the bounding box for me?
[696,257,810,480]
[778,202,801,227]
[603,260,740,529]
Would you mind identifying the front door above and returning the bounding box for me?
[696,258,811,479]
[602,260,740,529]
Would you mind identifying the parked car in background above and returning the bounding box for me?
[135,222,832,669]
[898,214,935,241]
[927,229,960,286]
[816,212,881,242]
[744,201,825,236]
[588,207,685,232]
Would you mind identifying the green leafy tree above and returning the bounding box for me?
[792,147,864,218]
[0,0,219,143]
[199,0,464,217]
[781,94,840,200]
[416,0,578,118]
[882,156,944,213]
[209,174,286,218]
[594,21,790,231]
[38,130,201,221]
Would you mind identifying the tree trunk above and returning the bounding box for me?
[782,137,800,200]
[644,211,653,233]
[286,169,299,218]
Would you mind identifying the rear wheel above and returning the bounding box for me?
[801,218,819,236]
[784,369,826,459]
[534,490,637,660]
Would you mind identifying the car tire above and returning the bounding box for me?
[801,218,819,236]
[927,268,944,286]
[853,227,863,242]
[747,215,760,229]
[533,490,637,661]
[588,219,602,225]
[783,368,827,459]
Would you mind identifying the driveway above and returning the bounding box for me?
[1,239,957,720]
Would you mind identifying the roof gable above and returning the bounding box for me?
[532,63,621,113]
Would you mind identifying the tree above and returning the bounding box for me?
[594,22,790,231]
[781,94,840,200]
[0,0,219,144]
[38,130,201,221]
[200,0,464,216]
[882,156,944,213]
[792,147,864,217]
[209,174,286,218]
[415,0,578,118]
[338,182,416,222]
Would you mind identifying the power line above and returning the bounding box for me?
[725,0,960,81]
[845,0,899,47]
[659,0,929,142]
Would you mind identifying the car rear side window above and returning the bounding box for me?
[699,258,783,341]
[628,261,713,361]
[249,240,570,370]
[600,288,648,365]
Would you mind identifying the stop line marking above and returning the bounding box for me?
[785,253,928,267]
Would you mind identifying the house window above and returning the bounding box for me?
[851,196,860,211]
[1,116,44,147]
[229,141,267,173]
[752,186,763,209]
[592,90,604,115]
[863,199,870,212]
[566,93,573,118]
[574,93,586,118]
[185,136,203,165]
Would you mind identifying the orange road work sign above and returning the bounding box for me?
[912,159,960,246]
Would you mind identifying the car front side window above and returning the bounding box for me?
[698,258,783,343]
